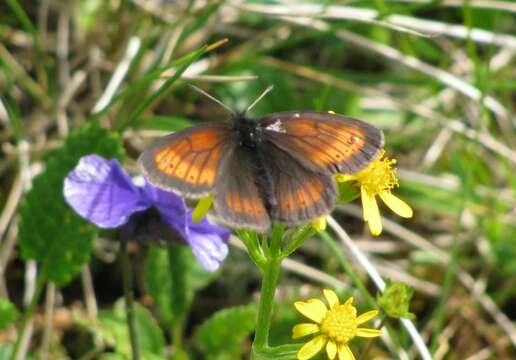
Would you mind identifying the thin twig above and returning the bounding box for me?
[0,174,23,240]
[12,260,41,360]
[40,282,56,360]
[81,265,98,319]
[0,222,17,298]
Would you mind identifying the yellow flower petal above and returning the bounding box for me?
[323,289,339,309]
[292,323,320,339]
[312,216,327,231]
[360,187,370,221]
[297,335,327,360]
[355,310,379,325]
[338,344,356,360]
[326,340,337,359]
[343,296,354,307]
[361,188,382,236]
[379,192,413,218]
[294,299,328,324]
[356,328,383,338]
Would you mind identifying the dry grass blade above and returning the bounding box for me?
[236,2,516,48]
[281,16,510,126]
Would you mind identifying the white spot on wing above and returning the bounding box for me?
[265,119,286,133]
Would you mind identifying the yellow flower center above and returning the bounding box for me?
[319,303,358,344]
[353,150,398,196]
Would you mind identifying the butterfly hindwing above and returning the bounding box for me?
[259,143,337,225]
[139,123,235,198]
[260,111,384,174]
[213,147,271,232]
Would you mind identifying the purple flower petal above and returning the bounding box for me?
[64,155,151,228]
[186,216,230,271]
[143,182,230,271]
[142,182,188,227]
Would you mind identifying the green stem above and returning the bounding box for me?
[171,321,188,360]
[120,239,141,360]
[252,255,282,351]
[10,264,47,360]
[167,247,189,360]
[236,229,266,270]
[283,225,316,257]
[253,224,284,351]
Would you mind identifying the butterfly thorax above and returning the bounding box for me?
[234,114,264,149]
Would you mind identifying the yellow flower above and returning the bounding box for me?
[311,216,327,231]
[292,289,382,360]
[335,150,413,236]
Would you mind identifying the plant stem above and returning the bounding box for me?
[283,225,315,257]
[253,225,284,351]
[167,247,189,360]
[10,263,46,360]
[172,321,188,360]
[120,239,140,360]
[253,255,282,350]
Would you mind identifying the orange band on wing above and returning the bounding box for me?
[153,129,226,188]
[225,191,266,216]
[280,178,324,212]
[283,119,367,167]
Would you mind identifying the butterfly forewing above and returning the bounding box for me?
[260,112,384,174]
[139,123,235,198]
[260,144,337,225]
[213,147,271,232]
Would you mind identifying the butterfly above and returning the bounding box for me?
[139,91,384,232]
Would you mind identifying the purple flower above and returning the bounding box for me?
[63,155,229,271]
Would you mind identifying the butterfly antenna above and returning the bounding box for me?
[188,84,236,116]
[245,85,274,114]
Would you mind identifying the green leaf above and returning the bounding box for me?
[98,299,165,358]
[194,303,258,360]
[18,122,124,286]
[0,298,19,329]
[144,245,219,328]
